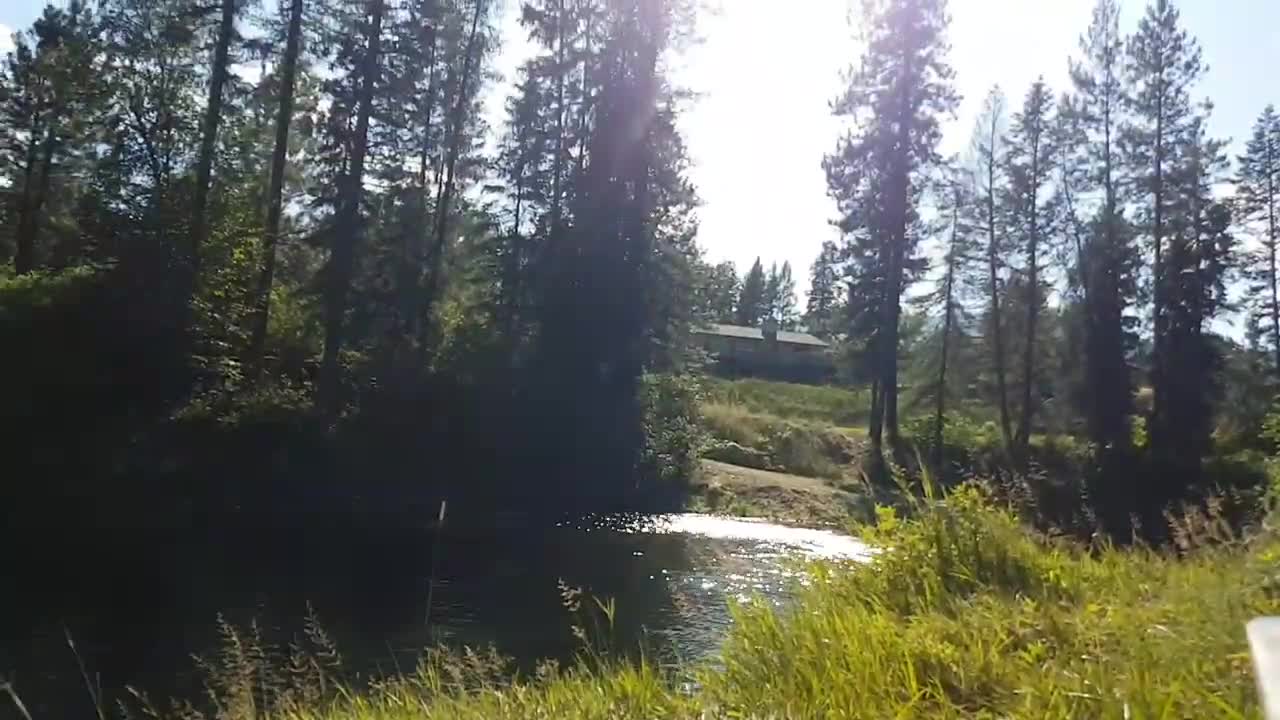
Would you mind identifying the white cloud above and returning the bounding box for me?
[0,24,14,55]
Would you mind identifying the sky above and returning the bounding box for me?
[4,0,1279,312]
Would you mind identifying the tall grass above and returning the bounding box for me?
[701,401,860,479]
[85,484,1277,720]
[703,484,1279,718]
[703,377,868,428]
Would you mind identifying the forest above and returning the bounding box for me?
[1,0,1279,542]
[6,0,1280,717]
[0,0,707,529]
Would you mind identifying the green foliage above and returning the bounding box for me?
[636,373,705,488]
[1260,401,1280,453]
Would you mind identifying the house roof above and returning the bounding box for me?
[693,323,830,348]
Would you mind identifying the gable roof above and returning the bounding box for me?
[693,323,829,348]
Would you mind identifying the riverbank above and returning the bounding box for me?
[107,486,1275,719]
[688,459,874,526]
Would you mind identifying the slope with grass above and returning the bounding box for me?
[691,459,874,526]
[699,377,868,481]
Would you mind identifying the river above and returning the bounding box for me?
[2,514,869,717]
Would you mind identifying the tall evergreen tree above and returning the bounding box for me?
[318,0,385,411]
[1,1,101,274]
[1237,105,1280,375]
[1155,116,1232,502]
[422,0,490,327]
[1062,0,1138,529]
[1005,78,1058,460]
[1125,0,1206,466]
[693,259,738,324]
[968,86,1015,453]
[189,0,240,281]
[925,162,976,467]
[804,240,841,337]
[246,0,306,377]
[735,257,766,326]
[764,260,797,329]
[825,0,957,458]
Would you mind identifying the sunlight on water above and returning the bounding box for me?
[648,513,873,561]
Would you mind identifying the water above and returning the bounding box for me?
[2,514,868,717]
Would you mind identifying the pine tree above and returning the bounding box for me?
[1238,106,1280,375]
[1062,0,1139,530]
[736,257,766,326]
[1004,78,1057,459]
[189,0,240,281]
[1,1,101,274]
[968,86,1015,453]
[925,162,976,467]
[422,0,490,329]
[1126,0,1206,465]
[693,259,738,324]
[318,0,385,411]
[246,0,306,377]
[825,0,957,458]
[804,240,841,337]
[762,261,796,329]
[1156,116,1232,501]
[493,70,550,336]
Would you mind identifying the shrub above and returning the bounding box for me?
[637,373,705,488]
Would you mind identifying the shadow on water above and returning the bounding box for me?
[2,515,868,717]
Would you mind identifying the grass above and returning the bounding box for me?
[689,460,876,526]
[76,482,1277,720]
[703,377,868,428]
[703,485,1279,718]
[700,378,867,479]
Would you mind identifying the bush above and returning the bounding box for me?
[637,373,705,488]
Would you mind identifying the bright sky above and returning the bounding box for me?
[4,0,1279,306]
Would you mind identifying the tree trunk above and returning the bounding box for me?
[1268,137,1279,375]
[933,203,959,469]
[1016,127,1042,458]
[549,0,567,234]
[247,0,304,380]
[421,0,485,330]
[1150,98,1166,445]
[319,0,384,412]
[984,114,1013,453]
[401,23,438,355]
[191,0,237,279]
[13,131,42,275]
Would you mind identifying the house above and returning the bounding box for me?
[691,321,834,383]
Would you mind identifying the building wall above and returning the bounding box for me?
[693,333,834,383]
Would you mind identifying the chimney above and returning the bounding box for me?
[762,317,779,346]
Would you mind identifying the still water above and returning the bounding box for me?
[3,514,868,717]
